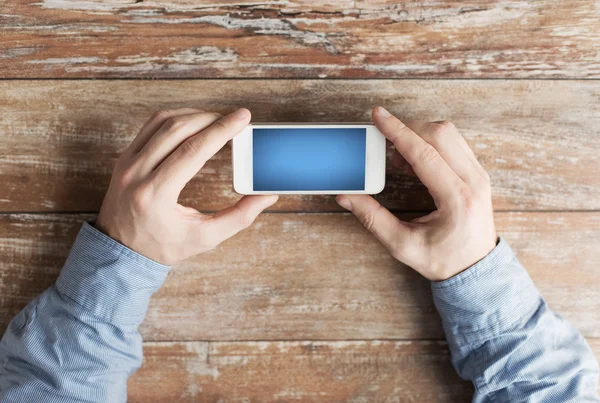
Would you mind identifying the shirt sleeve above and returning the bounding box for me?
[0,222,170,403]
[432,238,600,402]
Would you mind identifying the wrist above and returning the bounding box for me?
[57,222,171,326]
[443,236,498,281]
[431,238,541,347]
[94,218,119,244]
[95,209,166,264]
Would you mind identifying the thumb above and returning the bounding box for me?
[336,195,411,260]
[205,195,279,245]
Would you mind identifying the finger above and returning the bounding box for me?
[404,120,484,185]
[154,108,251,196]
[431,120,490,179]
[202,195,278,246]
[372,107,464,206]
[133,112,222,175]
[337,194,413,261]
[126,108,204,155]
[430,120,477,160]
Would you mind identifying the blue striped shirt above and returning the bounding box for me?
[1,222,598,402]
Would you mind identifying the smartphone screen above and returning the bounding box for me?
[252,128,366,191]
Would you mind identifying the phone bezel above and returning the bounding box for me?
[232,123,386,195]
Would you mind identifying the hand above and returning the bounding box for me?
[336,107,497,281]
[96,108,278,265]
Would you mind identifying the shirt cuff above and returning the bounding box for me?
[56,222,171,326]
[431,238,542,349]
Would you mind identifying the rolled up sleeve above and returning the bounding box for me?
[432,238,599,401]
[0,222,170,403]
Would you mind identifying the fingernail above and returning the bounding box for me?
[375,106,391,118]
[336,196,352,210]
[233,108,250,120]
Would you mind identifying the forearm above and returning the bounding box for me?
[0,223,170,402]
[432,238,599,402]
[0,107,273,402]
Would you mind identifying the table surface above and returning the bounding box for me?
[1,1,599,401]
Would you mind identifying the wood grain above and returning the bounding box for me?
[128,339,600,402]
[2,0,598,397]
[1,80,599,212]
[1,212,598,341]
[128,340,474,402]
[2,1,599,78]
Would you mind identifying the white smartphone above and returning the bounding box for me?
[232,123,386,195]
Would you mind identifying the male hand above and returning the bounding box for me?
[337,107,497,281]
[96,108,277,265]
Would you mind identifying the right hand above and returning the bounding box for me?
[336,107,497,281]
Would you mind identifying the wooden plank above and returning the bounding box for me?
[1,212,598,340]
[2,1,599,78]
[129,339,600,401]
[1,80,599,212]
[128,340,474,402]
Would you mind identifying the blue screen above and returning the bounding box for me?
[253,128,366,191]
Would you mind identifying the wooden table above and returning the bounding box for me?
[1,1,599,401]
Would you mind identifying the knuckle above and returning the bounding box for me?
[430,120,455,139]
[164,116,187,132]
[394,119,407,133]
[455,184,474,210]
[180,138,201,158]
[114,153,129,171]
[131,185,154,211]
[116,164,136,186]
[438,120,456,132]
[360,204,382,232]
[212,118,227,131]
[415,143,439,166]
[152,109,171,121]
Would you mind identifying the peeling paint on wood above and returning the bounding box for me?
[1,0,598,397]
[1,212,598,341]
[0,80,598,212]
[2,0,599,78]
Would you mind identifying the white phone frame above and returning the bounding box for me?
[232,123,386,195]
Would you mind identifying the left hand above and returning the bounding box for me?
[96,108,278,265]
